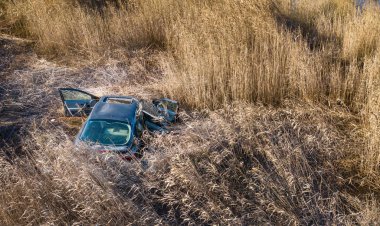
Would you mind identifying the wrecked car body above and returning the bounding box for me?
[58,88,179,160]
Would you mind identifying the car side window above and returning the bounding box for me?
[61,90,93,100]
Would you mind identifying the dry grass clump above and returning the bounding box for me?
[1,129,131,225]
[276,1,380,171]
[143,102,379,224]
[3,0,379,112]
[1,102,379,225]
[363,51,380,174]
[342,2,380,60]
[161,1,302,108]
[2,0,166,60]
[4,0,118,58]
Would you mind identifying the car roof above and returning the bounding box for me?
[89,96,139,123]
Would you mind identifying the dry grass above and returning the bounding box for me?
[3,0,379,107]
[0,129,146,225]
[1,0,380,224]
[1,99,379,224]
[3,83,380,224]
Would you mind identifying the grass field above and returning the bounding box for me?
[0,0,380,224]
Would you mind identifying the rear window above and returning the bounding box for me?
[105,97,133,104]
[80,120,131,146]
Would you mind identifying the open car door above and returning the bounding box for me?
[142,98,179,132]
[152,98,179,123]
[58,88,99,117]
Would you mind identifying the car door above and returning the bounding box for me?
[152,98,179,123]
[58,88,99,117]
[141,98,179,133]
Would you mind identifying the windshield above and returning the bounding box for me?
[80,120,131,146]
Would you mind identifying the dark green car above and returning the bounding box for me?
[59,88,179,160]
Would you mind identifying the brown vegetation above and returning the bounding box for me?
[1,0,380,224]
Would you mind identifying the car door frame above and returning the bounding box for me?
[58,88,99,117]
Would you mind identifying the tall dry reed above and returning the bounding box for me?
[1,0,380,212]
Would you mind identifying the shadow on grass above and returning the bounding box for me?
[272,6,342,51]
[75,0,128,12]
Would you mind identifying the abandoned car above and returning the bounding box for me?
[58,88,179,160]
